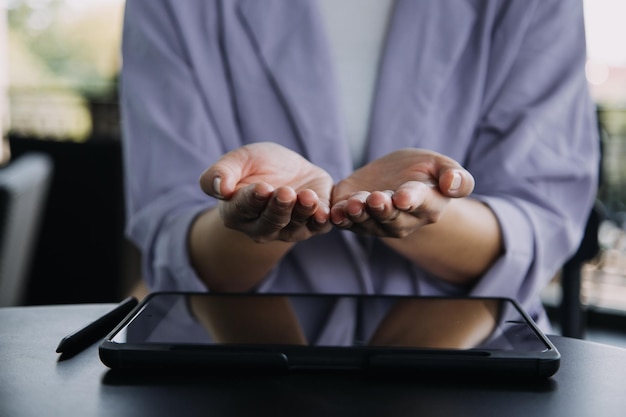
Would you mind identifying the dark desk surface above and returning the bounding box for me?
[2,303,626,417]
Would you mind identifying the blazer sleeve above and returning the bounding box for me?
[466,0,599,307]
[120,0,228,291]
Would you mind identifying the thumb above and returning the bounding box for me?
[199,149,249,199]
[438,168,475,198]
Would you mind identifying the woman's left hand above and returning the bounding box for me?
[330,148,475,238]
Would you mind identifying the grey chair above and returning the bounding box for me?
[0,153,53,306]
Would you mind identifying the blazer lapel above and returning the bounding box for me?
[237,0,352,180]
[367,0,477,160]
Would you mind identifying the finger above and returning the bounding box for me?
[437,168,475,197]
[221,183,274,228]
[199,169,230,199]
[366,190,401,222]
[312,203,331,225]
[199,167,239,200]
[199,148,252,199]
[257,186,297,233]
[345,191,371,223]
[292,189,330,225]
[391,182,431,211]
[394,181,446,224]
[330,200,353,228]
[291,189,319,224]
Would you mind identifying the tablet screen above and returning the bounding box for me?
[102,293,560,377]
[108,293,550,353]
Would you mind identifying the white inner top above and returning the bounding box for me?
[317,0,395,168]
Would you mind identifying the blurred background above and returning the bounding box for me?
[1,0,131,307]
[0,0,625,343]
[2,0,122,144]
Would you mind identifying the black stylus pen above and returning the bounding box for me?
[56,296,138,356]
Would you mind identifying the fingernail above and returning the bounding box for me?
[449,172,462,192]
[315,211,329,224]
[336,219,351,227]
[213,176,223,199]
[276,195,291,207]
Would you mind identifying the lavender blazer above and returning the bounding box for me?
[121,0,598,328]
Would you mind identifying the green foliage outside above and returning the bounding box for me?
[6,0,123,139]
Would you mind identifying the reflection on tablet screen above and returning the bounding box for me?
[111,294,549,353]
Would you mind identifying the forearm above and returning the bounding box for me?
[188,208,294,292]
[382,198,503,286]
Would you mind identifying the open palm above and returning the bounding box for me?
[200,142,334,242]
[330,148,475,238]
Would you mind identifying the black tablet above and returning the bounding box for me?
[99,292,560,378]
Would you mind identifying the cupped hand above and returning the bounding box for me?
[199,142,334,242]
[330,148,475,238]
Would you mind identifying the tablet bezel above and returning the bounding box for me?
[99,292,560,378]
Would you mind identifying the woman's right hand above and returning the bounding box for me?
[199,142,334,243]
